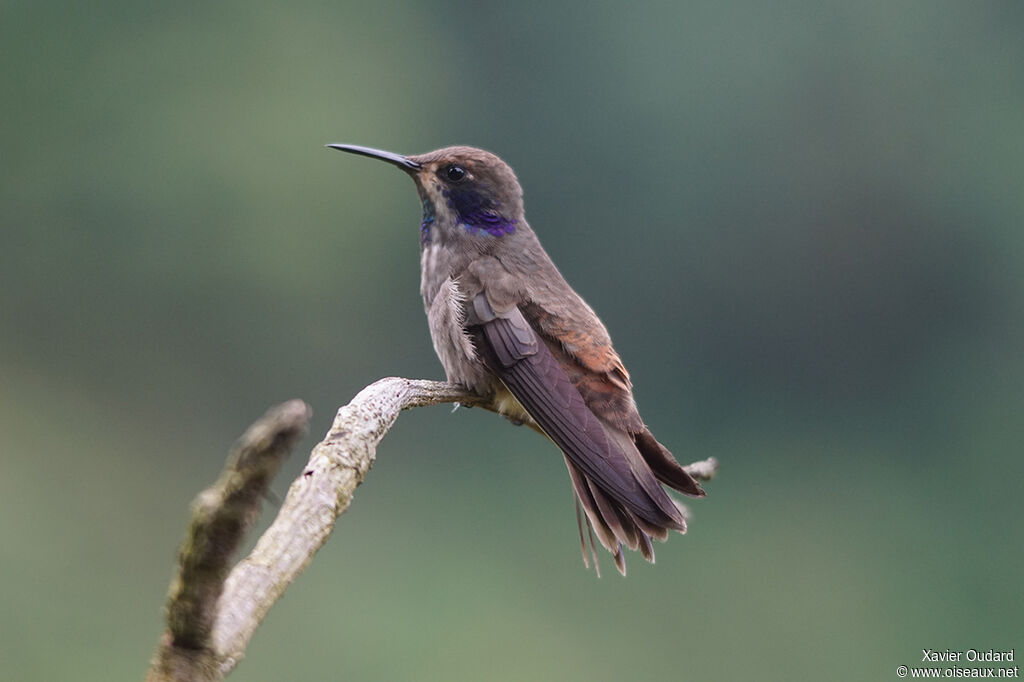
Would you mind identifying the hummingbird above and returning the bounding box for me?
[328,143,705,575]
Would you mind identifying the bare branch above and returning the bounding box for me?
[209,378,485,676]
[146,377,717,680]
[145,379,484,681]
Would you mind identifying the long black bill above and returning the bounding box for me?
[325,144,421,171]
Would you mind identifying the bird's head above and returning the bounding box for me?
[328,144,524,248]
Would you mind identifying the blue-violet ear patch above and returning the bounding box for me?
[443,187,516,237]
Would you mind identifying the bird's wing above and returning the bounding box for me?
[465,291,684,530]
[524,300,632,390]
[473,254,707,500]
[465,255,638,429]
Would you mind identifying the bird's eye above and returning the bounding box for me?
[443,165,467,183]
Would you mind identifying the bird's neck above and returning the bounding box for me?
[419,242,450,306]
[419,196,435,246]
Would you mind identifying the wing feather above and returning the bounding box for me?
[470,294,684,530]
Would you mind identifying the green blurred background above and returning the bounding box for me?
[2,1,1022,680]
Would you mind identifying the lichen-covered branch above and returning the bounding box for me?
[146,399,312,682]
[145,377,718,681]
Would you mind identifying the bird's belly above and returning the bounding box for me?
[491,384,535,425]
[423,273,538,427]
[425,276,491,393]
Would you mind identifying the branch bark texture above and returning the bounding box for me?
[210,378,486,676]
[146,378,486,681]
[146,377,718,681]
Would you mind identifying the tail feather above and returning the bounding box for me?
[630,511,672,543]
[563,453,677,575]
[612,547,626,575]
[635,524,656,563]
[564,455,618,555]
[586,478,641,552]
[633,429,706,498]
[574,496,601,576]
[605,426,687,530]
[584,506,601,577]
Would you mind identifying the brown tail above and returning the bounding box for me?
[564,426,699,576]
[633,428,706,498]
